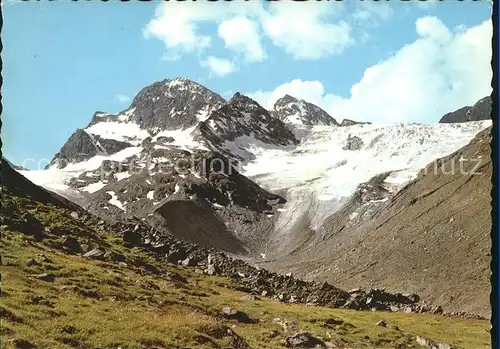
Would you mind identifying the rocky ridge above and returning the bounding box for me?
[439,96,492,123]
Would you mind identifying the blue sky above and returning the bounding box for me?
[2,0,493,168]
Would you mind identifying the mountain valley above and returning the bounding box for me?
[3,77,494,348]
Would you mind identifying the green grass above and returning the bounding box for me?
[0,193,492,349]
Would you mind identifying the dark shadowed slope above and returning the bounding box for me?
[1,158,81,211]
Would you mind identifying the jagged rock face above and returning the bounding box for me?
[129,77,226,131]
[271,94,339,126]
[468,96,492,121]
[47,129,132,169]
[195,93,299,160]
[342,135,364,151]
[439,96,491,123]
[48,130,99,169]
[340,119,371,127]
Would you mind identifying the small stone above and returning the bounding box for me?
[432,305,444,315]
[33,273,56,282]
[26,258,41,267]
[10,339,36,349]
[376,320,387,327]
[123,229,142,246]
[83,248,104,259]
[181,257,195,266]
[285,332,325,348]
[165,271,187,284]
[61,325,77,334]
[241,294,259,301]
[104,251,126,262]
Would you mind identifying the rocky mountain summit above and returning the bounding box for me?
[47,129,133,169]
[128,77,226,131]
[439,96,492,123]
[271,94,339,126]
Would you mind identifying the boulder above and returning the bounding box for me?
[220,307,256,324]
[61,236,82,253]
[122,229,142,246]
[83,248,104,259]
[33,273,56,282]
[285,332,325,348]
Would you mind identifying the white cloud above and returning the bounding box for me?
[247,17,492,124]
[200,56,235,77]
[143,1,354,62]
[143,2,264,58]
[260,3,354,60]
[114,95,130,104]
[218,17,266,62]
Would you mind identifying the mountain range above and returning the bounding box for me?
[4,77,493,347]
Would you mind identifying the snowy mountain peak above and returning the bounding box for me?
[194,93,299,161]
[277,94,300,104]
[272,94,339,126]
[50,78,228,169]
[129,77,226,130]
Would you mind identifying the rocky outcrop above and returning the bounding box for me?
[342,135,364,151]
[340,119,371,127]
[439,96,491,123]
[47,129,132,169]
[47,129,100,168]
[271,94,339,126]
